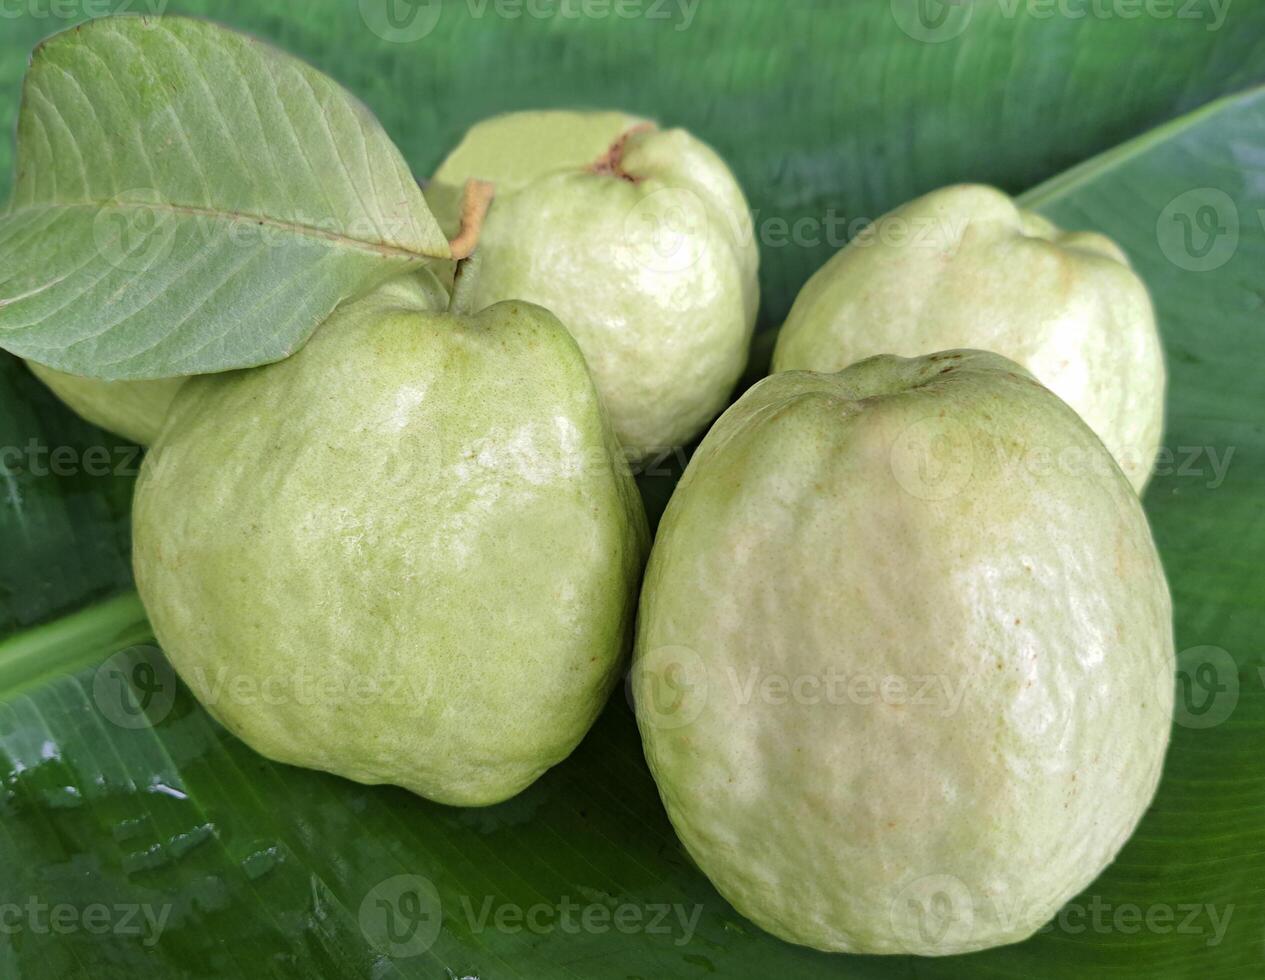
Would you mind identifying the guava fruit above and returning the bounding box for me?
[25,362,182,445]
[772,184,1165,492]
[428,110,760,461]
[133,272,649,806]
[633,350,1173,955]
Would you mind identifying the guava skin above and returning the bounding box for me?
[433,109,650,203]
[772,184,1165,492]
[26,362,182,445]
[633,350,1173,955]
[133,279,649,807]
[430,110,760,461]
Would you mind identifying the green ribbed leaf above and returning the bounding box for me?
[0,16,448,380]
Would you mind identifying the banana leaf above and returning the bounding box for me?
[2,2,1263,977]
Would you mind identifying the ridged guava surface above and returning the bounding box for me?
[773,185,1165,492]
[430,110,760,460]
[134,277,649,806]
[634,349,1173,955]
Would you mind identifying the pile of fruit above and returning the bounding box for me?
[0,16,1174,957]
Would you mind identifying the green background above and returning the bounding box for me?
[1,1,1264,977]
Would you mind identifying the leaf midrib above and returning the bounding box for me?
[5,199,444,262]
[1019,85,1265,210]
[0,591,153,700]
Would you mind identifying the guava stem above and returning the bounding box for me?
[448,251,481,316]
[447,179,496,260]
[590,122,658,181]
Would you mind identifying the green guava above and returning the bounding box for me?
[428,110,760,461]
[133,272,649,806]
[772,184,1165,492]
[633,350,1173,955]
[26,362,182,445]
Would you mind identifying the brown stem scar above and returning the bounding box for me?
[590,123,658,182]
[448,179,496,259]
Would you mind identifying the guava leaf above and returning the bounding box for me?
[0,16,449,381]
[1,4,1264,979]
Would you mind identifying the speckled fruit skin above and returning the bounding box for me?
[633,350,1173,955]
[429,110,760,461]
[772,184,1165,492]
[133,275,649,807]
[26,362,182,445]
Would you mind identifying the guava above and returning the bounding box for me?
[633,349,1173,955]
[133,271,649,806]
[25,362,182,445]
[428,110,760,460]
[772,184,1165,492]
